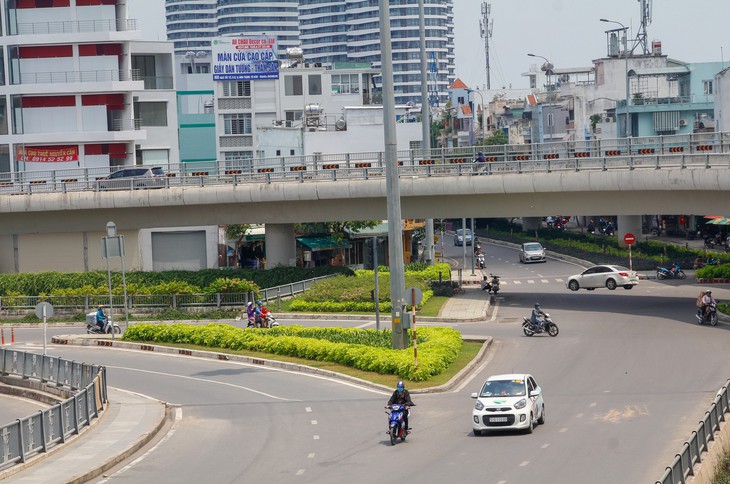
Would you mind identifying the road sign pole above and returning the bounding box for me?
[629,243,633,271]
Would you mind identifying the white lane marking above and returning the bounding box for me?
[541,444,550,449]
[497,481,507,484]
[519,461,530,467]
[311,420,318,425]
[305,407,312,413]
[590,402,597,407]
[576,413,584,418]
[296,469,305,475]
[541,279,549,283]
[527,280,535,284]
[556,278,564,282]
[308,453,315,459]
[356,322,372,329]
[98,405,183,483]
[489,299,499,322]
[106,365,295,401]
[559,428,568,433]
[313,435,320,440]
[512,280,522,285]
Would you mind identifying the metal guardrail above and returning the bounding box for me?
[0,275,336,312]
[0,348,108,471]
[1,153,729,196]
[1,131,730,196]
[655,379,730,484]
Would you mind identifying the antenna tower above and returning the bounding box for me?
[480,2,493,89]
[634,0,652,54]
[428,52,439,107]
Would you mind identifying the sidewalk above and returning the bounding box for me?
[1,388,170,484]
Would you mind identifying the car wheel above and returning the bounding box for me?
[525,413,534,434]
[473,429,483,436]
[606,279,617,290]
[537,405,545,425]
[623,285,633,290]
[568,280,579,291]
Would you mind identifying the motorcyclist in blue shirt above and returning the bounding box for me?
[530,303,546,331]
[95,303,107,332]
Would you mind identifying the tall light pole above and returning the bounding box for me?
[379,0,407,350]
[419,0,435,266]
[527,53,554,98]
[469,89,485,143]
[601,19,630,138]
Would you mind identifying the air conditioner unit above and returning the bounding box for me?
[678,119,687,126]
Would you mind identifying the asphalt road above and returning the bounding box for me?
[5,236,730,483]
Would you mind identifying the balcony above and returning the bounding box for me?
[131,73,174,90]
[16,69,135,85]
[14,18,138,36]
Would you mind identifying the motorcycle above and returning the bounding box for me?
[247,306,280,328]
[656,263,686,280]
[522,313,559,337]
[385,404,410,445]
[476,253,485,269]
[482,273,500,295]
[696,302,719,326]
[86,313,121,335]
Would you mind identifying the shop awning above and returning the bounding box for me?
[243,225,266,241]
[296,236,350,251]
[706,217,730,225]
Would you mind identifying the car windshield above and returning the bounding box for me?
[524,243,542,251]
[151,167,165,176]
[480,379,526,397]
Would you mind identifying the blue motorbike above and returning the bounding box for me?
[385,404,410,445]
[656,263,686,280]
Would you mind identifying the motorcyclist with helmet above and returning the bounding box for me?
[387,381,415,431]
[254,301,264,327]
[95,303,107,332]
[701,290,717,318]
[531,303,546,332]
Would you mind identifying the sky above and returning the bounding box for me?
[130,0,730,90]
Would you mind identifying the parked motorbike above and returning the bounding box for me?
[85,313,121,334]
[522,313,559,337]
[696,302,719,326]
[482,273,500,295]
[247,306,280,328]
[385,404,411,445]
[656,263,686,280]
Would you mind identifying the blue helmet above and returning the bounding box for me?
[256,300,262,306]
[396,381,405,391]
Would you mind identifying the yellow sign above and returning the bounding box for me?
[403,219,425,231]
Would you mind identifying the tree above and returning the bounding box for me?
[224,224,252,251]
[484,129,508,146]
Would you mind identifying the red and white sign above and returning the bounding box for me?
[623,233,636,245]
[16,145,79,163]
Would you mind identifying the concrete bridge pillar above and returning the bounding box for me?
[522,217,542,232]
[265,224,296,268]
[617,215,642,248]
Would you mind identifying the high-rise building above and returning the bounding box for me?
[165,0,455,105]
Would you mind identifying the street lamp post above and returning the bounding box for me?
[468,89,485,144]
[527,53,554,99]
[600,19,630,138]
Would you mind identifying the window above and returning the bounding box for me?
[132,55,156,89]
[308,74,322,95]
[223,113,252,134]
[409,140,421,151]
[285,75,303,96]
[0,145,9,174]
[703,80,713,95]
[222,81,251,97]
[331,74,359,94]
[0,98,6,135]
[285,111,302,122]
[134,101,168,127]
[457,96,465,105]
[0,49,5,86]
[136,149,169,166]
[290,149,295,156]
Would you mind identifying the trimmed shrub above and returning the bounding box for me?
[122,324,462,381]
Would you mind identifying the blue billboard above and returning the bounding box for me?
[212,36,279,81]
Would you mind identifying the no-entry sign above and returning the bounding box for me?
[623,233,636,245]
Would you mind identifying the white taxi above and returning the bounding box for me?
[471,373,545,435]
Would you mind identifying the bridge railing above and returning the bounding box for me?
[2,136,730,195]
[655,379,730,484]
[0,348,108,471]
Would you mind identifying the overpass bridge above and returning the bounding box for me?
[1,132,729,270]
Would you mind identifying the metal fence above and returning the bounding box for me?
[655,379,730,484]
[0,275,336,313]
[0,348,108,471]
[2,131,730,196]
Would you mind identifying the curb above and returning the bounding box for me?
[64,399,174,484]
[51,335,492,395]
[697,278,730,284]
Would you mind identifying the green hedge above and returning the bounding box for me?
[122,324,462,381]
[0,266,350,297]
[695,264,730,279]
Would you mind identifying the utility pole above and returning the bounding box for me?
[419,0,435,266]
[379,1,407,350]
[480,2,493,90]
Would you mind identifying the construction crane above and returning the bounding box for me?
[480,2,493,89]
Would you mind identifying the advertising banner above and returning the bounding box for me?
[16,145,79,163]
[212,36,279,81]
